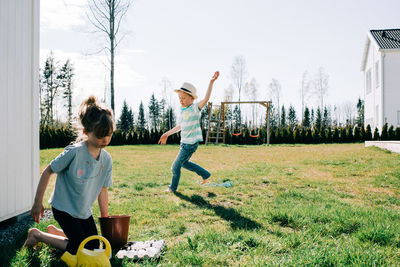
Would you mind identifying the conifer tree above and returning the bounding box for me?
[41,52,61,126]
[311,108,315,128]
[381,123,388,140]
[356,98,365,127]
[305,128,313,144]
[365,125,372,141]
[340,127,347,143]
[233,105,242,130]
[394,127,400,140]
[373,127,380,140]
[58,59,74,127]
[137,101,146,133]
[117,100,133,132]
[288,105,297,129]
[326,125,332,143]
[294,126,302,143]
[346,125,354,142]
[159,98,167,130]
[332,127,340,143]
[148,93,160,131]
[280,105,287,128]
[388,125,395,140]
[354,126,361,142]
[322,107,330,129]
[302,107,311,128]
[315,107,322,130]
[165,106,176,130]
[266,104,278,129]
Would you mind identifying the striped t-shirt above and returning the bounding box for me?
[180,103,203,144]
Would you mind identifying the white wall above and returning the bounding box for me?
[363,39,382,130]
[383,51,400,127]
[0,0,39,222]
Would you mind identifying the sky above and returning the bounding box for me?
[40,0,400,121]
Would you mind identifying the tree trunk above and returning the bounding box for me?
[110,2,115,112]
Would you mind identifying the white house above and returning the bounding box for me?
[0,0,40,222]
[361,29,400,131]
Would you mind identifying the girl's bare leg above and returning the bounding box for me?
[47,225,67,238]
[24,228,68,250]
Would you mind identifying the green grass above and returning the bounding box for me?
[2,143,400,266]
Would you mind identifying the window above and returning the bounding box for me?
[375,61,380,87]
[375,105,379,125]
[366,69,371,94]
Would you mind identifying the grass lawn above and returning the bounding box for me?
[2,143,400,266]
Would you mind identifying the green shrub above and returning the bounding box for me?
[388,125,395,140]
[381,123,388,140]
[395,127,400,140]
[373,127,380,141]
[365,125,372,141]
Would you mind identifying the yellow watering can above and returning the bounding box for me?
[61,235,112,267]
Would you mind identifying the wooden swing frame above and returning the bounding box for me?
[220,101,271,145]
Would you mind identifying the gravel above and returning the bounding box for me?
[0,209,53,246]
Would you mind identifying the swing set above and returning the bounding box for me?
[221,101,271,144]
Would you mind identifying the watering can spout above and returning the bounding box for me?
[61,251,77,267]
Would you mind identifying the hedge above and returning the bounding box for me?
[40,124,400,148]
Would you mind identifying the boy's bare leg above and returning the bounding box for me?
[47,225,67,238]
[24,228,68,250]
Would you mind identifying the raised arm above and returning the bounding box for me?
[198,71,220,110]
[31,165,54,223]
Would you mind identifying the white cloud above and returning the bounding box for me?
[41,0,86,31]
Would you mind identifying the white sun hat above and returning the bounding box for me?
[174,82,198,99]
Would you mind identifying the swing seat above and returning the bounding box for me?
[232,132,242,136]
[249,128,260,138]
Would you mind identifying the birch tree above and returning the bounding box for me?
[231,56,248,103]
[268,78,281,126]
[160,77,172,129]
[314,67,329,111]
[300,71,311,121]
[224,84,234,130]
[86,0,132,112]
[244,78,258,125]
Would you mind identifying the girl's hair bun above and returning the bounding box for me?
[75,95,115,142]
[85,95,97,106]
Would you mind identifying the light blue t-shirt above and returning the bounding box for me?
[180,103,203,144]
[49,141,112,219]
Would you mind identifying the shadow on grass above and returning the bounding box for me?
[175,192,262,230]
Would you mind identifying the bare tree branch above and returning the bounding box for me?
[86,0,132,112]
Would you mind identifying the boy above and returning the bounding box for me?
[158,71,220,192]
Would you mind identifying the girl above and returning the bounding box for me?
[24,96,115,254]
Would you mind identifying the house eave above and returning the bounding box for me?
[361,31,389,71]
[378,48,400,52]
[360,37,370,71]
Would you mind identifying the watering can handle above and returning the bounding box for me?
[78,235,111,258]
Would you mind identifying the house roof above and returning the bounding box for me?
[370,29,400,49]
[360,28,400,71]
